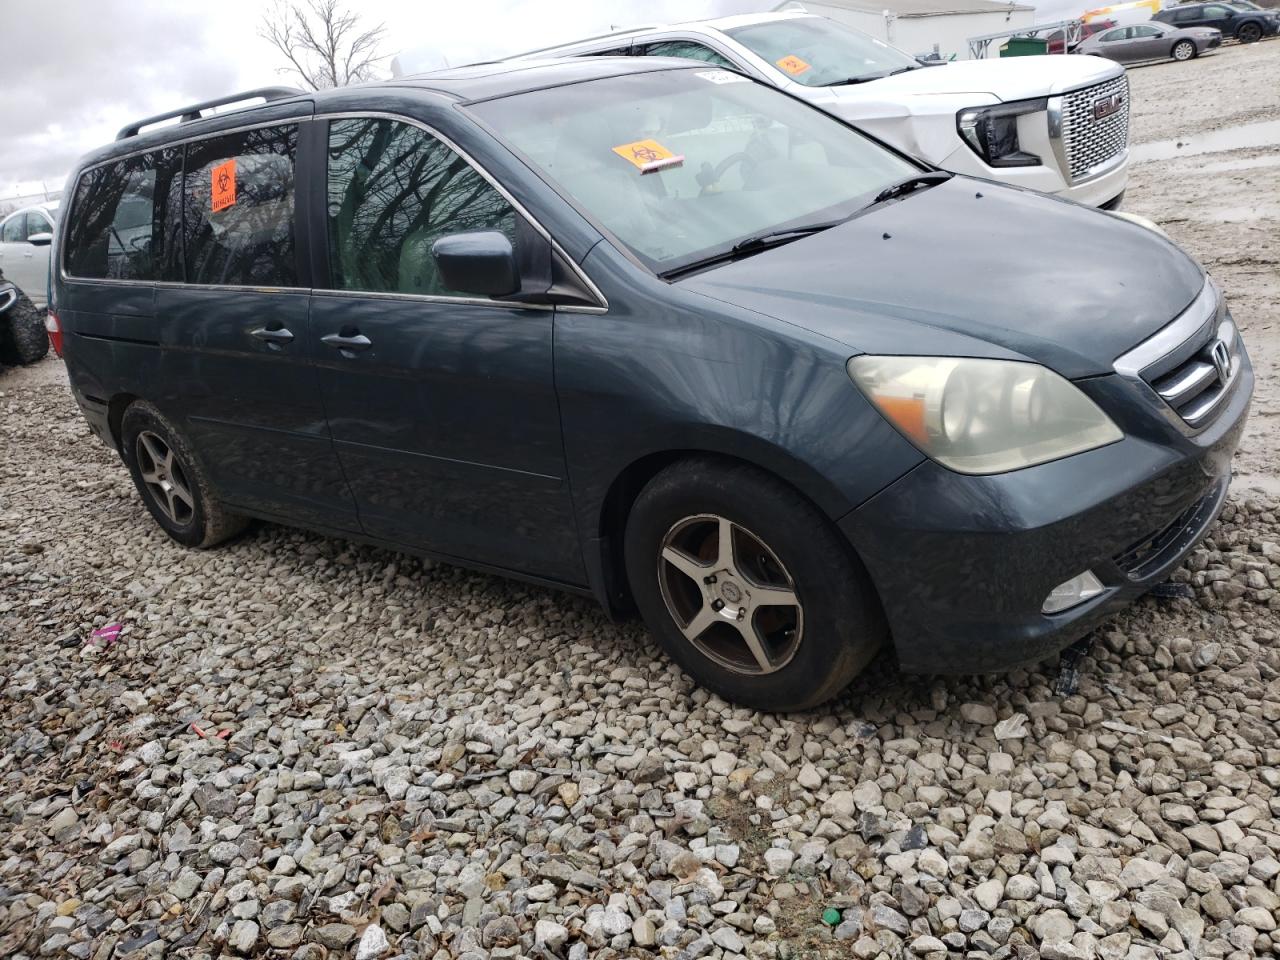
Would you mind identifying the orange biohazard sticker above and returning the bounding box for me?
[211,159,236,213]
[611,139,685,174]
[776,54,812,76]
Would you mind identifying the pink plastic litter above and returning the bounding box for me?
[86,623,123,648]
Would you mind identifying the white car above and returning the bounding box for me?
[513,12,1130,209]
[0,201,59,308]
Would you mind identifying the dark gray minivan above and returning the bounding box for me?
[52,58,1251,710]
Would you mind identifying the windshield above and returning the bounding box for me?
[725,16,920,87]
[469,69,917,275]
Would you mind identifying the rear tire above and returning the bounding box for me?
[623,457,886,711]
[1237,22,1262,43]
[120,402,248,548]
[1172,40,1197,61]
[0,288,49,365]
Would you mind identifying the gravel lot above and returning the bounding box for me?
[2,44,1279,960]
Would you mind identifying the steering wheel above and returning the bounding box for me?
[698,152,751,195]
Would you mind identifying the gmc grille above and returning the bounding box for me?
[1059,75,1130,182]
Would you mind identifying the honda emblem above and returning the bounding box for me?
[1210,339,1231,383]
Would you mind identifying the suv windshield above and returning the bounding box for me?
[470,69,917,275]
[725,17,921,87]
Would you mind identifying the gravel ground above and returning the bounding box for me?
[2,46,1280,960]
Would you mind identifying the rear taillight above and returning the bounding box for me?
[45,311,64,357]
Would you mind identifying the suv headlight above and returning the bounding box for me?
[957,99,1046,168]
[848,356,1122,475]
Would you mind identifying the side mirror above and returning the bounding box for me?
[431,231,519,298]
[27,233,53,247]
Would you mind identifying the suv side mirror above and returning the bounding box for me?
[27,232,53,247]
[431,231,519,298]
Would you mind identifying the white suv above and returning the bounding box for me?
[0,201,59,308]
[514,12,1130,209]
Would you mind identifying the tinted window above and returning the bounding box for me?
[1,216,22,243]
[1173,7,1200,19]
[183,125,298,287]
[326,118,517,296]
[1203,4,1233,14]
[24,212,53,238]
[640,41,737,70]
[64,155,159,280]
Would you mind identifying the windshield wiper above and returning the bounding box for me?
[872,171,953,204]
[833,64,922,86]
[661,221,842,280]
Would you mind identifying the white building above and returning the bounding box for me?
[785,0,1036,60]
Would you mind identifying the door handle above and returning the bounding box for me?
[322,332,372,354]
[250,326,295,347]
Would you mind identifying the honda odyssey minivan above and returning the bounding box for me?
[52,59,1251,710]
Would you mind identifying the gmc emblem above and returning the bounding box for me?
[1093,93,1124,120]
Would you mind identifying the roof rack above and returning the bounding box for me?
[115,87,304,141]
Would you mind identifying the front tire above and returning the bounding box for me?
[120,402,248,548]
[1237,22,1262,43]
[0,288,49,365]
[1172,40,1197,61]
[623,458,885,711]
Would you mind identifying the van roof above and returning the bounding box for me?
[79,56,698,174]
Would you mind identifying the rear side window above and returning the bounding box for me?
[182,125,298,287]
[325,118,517,296]
[639,41,737,70]
[1173,7,1199,20]
[1,216,22,243]
[64,155,159,280]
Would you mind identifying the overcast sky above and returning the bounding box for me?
[2,0,1077,201]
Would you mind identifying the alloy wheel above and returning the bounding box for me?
[656,514,803,676]
[1173,41,1195,60]
[136,431,196,525]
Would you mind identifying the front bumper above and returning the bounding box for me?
[840,343,1253,675]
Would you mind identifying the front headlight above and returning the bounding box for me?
[957,98,1046,168]
[848,356,1122,475]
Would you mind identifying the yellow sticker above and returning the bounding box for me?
[211,159,236,213]
[611,139,684,173]
[776,54,812,76]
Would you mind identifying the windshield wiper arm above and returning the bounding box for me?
[832,64,921,86]
[730,221,842,254]
[872,171,953,204]
[661,221,843,280]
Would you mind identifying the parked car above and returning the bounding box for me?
[0,270,49,367]
[1076,21,1223,61]
[1046,19,1116,54]
[1154,1,1280,42]
[0,201,58,308]
[53,62,1251,710]
[502,12,1131,209]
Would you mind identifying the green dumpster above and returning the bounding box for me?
[999,36,1049,56]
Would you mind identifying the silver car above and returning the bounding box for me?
[0,201,58,308]
[1076,21,1222,63]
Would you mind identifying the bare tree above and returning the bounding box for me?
[259,0,387,90]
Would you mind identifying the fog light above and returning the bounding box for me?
[1042,570,1105,614]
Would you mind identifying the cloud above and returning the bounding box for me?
[0,0,241,196]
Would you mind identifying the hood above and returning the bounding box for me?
[829,55,1120,103]
[681,180,1205,379]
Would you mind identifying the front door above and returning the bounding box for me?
[310,115,583,582]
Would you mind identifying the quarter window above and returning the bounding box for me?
[325,118,517,296]
[63,155,158,280]
[182,125,298,287]
[639,41,737,70]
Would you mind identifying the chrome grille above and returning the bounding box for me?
[1059,74,1130,181]
[1114,282,1243,432]
[1149,319,1241,426]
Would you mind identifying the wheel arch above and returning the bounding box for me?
[107,393,141,454]
[586,442,868,620]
